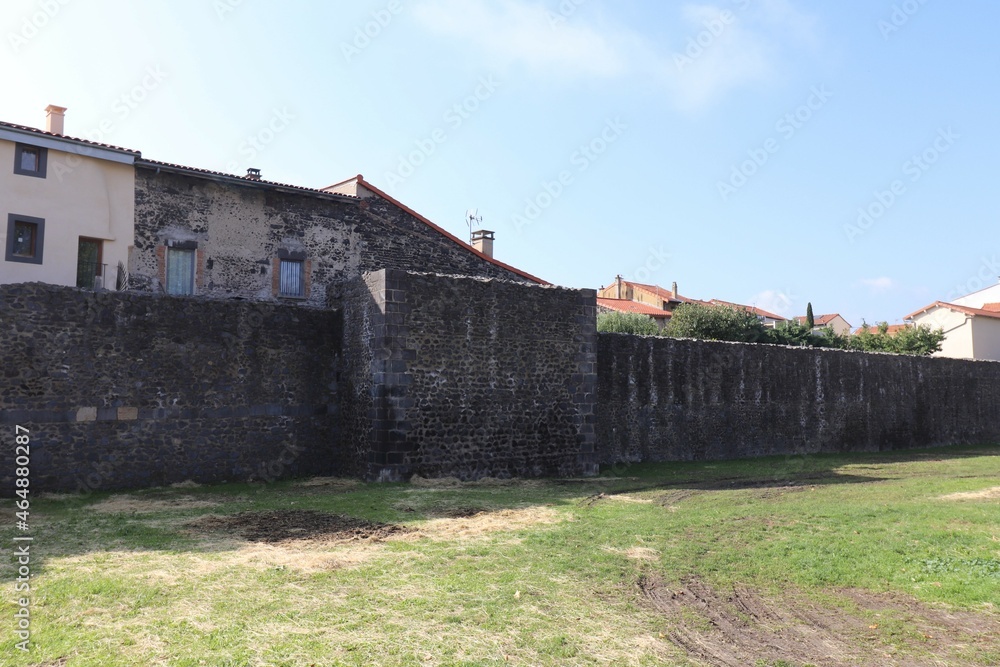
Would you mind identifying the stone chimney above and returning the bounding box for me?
[45,104,67,135]
[672,282,679,299]
[616,274,624,299]
[245,168,261,181]
[471,229,495,258]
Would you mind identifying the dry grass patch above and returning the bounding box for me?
[91,495,221,514]
[410,506,564,540]
[940,486,1000,501]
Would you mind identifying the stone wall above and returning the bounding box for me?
[597,333,1000,464]
[335,270,598,481]
[130,166,535,306]
[0,283,338,494]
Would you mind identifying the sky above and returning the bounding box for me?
[2,0,998,327]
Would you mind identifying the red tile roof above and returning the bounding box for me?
[624,280,697,303]
[597,298,671,317]
[905,301,1000,321]
[852,324,910,335]
[344,175,548,286]
[983,303,1000,312]
[794,313,843,326]
[0,119,141,155]
[138,159,359,200]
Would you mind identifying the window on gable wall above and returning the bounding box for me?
[166,247,195,295]
[279,259,305,298]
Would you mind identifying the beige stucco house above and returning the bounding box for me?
[1,106,138,290]
[795,313,852,336]
[906,281,1000,361]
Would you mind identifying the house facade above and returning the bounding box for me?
[795,313,852,335]
[1,107,138,290]
[906,298,1000,361]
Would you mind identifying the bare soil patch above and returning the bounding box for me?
[639,576,1000,667]
[939,486,1000,501]
[186,510,409,544]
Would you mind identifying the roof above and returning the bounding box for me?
[853,324,911,335]
[983,303,1000,312]
[137,159,358,201]
[794,313,843,326]
[0,119,141,156]
[710,299,786,321]
[905,301,1000,321]
[624,280,697,303]
[331,175,548,286]
[597,298,671,318]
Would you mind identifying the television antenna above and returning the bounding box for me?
[466,209,482,243]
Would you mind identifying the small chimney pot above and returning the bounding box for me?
[45,104,67,135]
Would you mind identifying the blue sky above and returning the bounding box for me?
[3,0,998,326]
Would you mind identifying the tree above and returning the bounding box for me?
[597,311,660,336]
[806,302,815,329]
[664,303,768,343]
[845,322,945,356]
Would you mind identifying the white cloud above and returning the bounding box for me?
[412,0,626,78]
[412,0,820,111]
[858,277,896,293]
[749,289,796,317]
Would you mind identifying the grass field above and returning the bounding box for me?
[3,445,1000,666]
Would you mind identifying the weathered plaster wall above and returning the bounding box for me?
[596,333,1000,464]
[0,283,337,494]
[131,167,535,306]
[336,270,598,481]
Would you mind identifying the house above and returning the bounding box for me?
[2,105,544,304]
[596,297,671,328]
[597,276,700,312]
[709,299,787,328]
[905,283,1000,361]
[1,106,139,290]
[852,323,910,336]
[794,313,852,336]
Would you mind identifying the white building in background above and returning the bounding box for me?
[1,105,138,290]
[906,280,1000,361]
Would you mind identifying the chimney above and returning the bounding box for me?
[616,274,623,299]
[245,168,261,181]
[45,104,67,135]
[672,282,679,299]
[471,229,495,258]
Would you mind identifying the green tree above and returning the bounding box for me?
[597,311,660,336]
[664,303,768,343]
[806,302,815,329]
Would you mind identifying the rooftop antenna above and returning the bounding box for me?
[466,209,482,243]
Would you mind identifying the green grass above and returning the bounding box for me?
[2,445,1000,666]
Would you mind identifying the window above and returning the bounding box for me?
[14,144,47,178]
[279,259,305,297]
[5,214,45,264]
[166,247,195,295]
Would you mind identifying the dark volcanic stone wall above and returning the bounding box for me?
[336,270,598,481]
[597,333,1000,464]
[0,283,338,495]
[130,167,535,305]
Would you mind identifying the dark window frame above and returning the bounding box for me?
[14,143,48,178]
[5,214,46,264]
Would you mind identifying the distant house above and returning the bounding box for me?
[597,276,698,312]
[1,106,138,290]
[596,297,671,328]
[709,299,787,328]
[794,313,852,336]
[905,285,1000,360]
[852,323,910,336]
